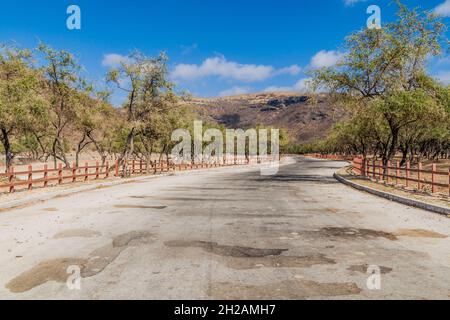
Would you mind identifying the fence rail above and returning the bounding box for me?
[353,157,450,196]
[0,156,257,194]
[306,154,354,161]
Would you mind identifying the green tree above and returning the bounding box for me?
[38,43,84,167]
[0,46,47,169]
[107,51,174,172]
[312,1,448,166]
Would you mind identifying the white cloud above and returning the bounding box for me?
[264,86,293,92]
[172,56,274,82]
[102,54,131,68]
[434,0,450,17]
[219,86,251,97]
[343,0,367,6]
[310,50,344,68]
[275,64,302,76]
[436,71,450,85]
[171,56,301,83]
[264,78,313,93]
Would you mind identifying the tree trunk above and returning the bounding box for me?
[75,133,87,167]
[0,127,14,171]
[400,145,409,167]
[119,128,136,176]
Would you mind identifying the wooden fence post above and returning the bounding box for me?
[365,160,369,178]
[9,166,14,193]
[115,160,119,177]
[361,158,366,176]
[448,167,450,197]
[105,161,110,179]
[387,161,391,184]
[406,162,410,188]
[431,164,437,194]
[396,161,400,186]
[95,161,100,180]
[372,160,376,179]
[84,162,89,182]
[44,164,48,188]
[418,162,423,190]
[27,165,33,190]
[58,163,63,185]
[378,161,382,181]
[72,162,77,183]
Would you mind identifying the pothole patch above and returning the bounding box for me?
[347,264,393,274]
[310,227,398,241]
[53,229,101,239]
[6,258,88,293]
[226,254,336,270]
[6,231,154,293]
[165,240,287,258]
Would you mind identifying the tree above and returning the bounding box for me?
[0,46,47,169]
[312,1,445,99]
[38,43,83,168]
[107,51,174,173]
[311,1,448,166]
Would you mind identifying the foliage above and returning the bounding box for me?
[309,1,449,164]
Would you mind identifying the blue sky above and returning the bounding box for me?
[0,0,448,105]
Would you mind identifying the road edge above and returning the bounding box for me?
[334,172,450,216]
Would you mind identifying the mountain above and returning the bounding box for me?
[185,92,345,144]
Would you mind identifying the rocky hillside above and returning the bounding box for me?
[186,92,345,143]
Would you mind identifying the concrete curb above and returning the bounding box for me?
[334,172,450,216]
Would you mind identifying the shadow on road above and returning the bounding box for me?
[253,174,339,184]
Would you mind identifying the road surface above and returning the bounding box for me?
[0,156,449,299]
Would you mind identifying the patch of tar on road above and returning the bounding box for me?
[6,231,154,293]
[53,229,101,239]
[165,240,336,270]
[393,229,447,239]
[301,208,361,217]
[209,280,361,299]
[347,264,393,274]
[114,205,167,210]
[264,222,292,226]
[5,258,87,293]
[226,254,336,270]
[162,187,260,191]
[112,231,154,247]
[165,240,287,258]
[309,227,398,241]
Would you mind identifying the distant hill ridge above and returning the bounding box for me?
[186,92,345,143]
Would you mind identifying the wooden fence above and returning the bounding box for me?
[306,154,354,161]
[353,157,450,196]
[0,156,254,194]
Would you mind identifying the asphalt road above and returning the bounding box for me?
[0,156,450,300]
